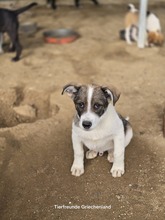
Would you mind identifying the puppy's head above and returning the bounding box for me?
[127,4,138,13]
[125,4,138,28]
[148,31,164,46]
[62,83,120,131]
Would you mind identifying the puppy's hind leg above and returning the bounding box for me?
[8,31,22,62]
[86,150,98,159]
[12,39,22,62]
[107,149,114,163]
[125,26,132,44]
[131,26,138,42]
[125,125,133,147]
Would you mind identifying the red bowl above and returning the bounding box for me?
[43,29,80,44]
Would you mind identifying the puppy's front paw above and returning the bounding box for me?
[71,165,84,177]
[110,165,125,178]
[86,150,98,159]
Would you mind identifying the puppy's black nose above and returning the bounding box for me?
[82,121,92,130]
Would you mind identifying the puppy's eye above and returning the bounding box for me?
[94,103,102,110]
[77,102,85,109]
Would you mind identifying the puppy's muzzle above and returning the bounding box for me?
[82,120,92,130]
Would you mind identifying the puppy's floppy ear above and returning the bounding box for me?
[101,85,121,105]
[62,83,80,99]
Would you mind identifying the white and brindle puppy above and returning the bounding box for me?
[124,3,138,44]
[62,83,133,178]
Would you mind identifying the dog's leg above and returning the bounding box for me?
[51,0,57,10]
[125,26,132,44]
[132,26,138,42]
[71,133,84,176]
[91,0,99,5]
[8,43,16,52]
[47,0,56,9]
[75,0,80,8]
[12,39,22,62]
[107,149,114,163]
[86,150,98,159]
[8,31,22,62]
[110,134,125,177]
[0,33,4,54]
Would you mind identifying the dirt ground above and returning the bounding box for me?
[0,1,165,220]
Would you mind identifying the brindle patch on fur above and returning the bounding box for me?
[73,85,88,117]
[91,86,109,117]
[73,85,110,118]
[118,113,130,134]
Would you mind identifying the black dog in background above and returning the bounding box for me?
[0,2,37,61]
[47,0,99,10]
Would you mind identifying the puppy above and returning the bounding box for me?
[47,0,99,10]
[0,2,37,61]
[147,11,164,46]
[124,4,164,46]
[62,83,133,178]
[124,3,138,44]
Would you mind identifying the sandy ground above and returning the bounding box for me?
[0,1,165,220]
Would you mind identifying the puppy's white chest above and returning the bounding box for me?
[73,123,115,152]
[82,135,113,152]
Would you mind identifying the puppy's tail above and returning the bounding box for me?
[127,3,138,13]
[14,2,38,15]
